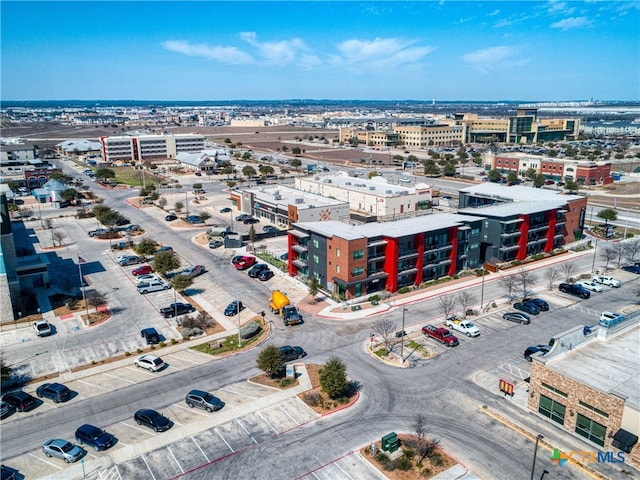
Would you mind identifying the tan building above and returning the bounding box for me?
[527,316,640,469]
[99,134,205,163]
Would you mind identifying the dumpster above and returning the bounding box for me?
[381,432,400,453]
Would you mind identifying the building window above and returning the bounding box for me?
[353,249,364,260]
[352,266,364,276]
[541,382,568,398]
[575,414,606,447]
[336,265,340,273]
[578,401,609,418]
[312,239,319,248]
[336,248,340,257]
[539,394,566,425]
[313,255,319,264]
[484,221,489,228]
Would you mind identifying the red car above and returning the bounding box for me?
[233,256,256,270]
[132,265,153,276]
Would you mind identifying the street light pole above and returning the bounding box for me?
[185,192,189,216]
[591,239,599,273]
[480,267,485,311]
[400,307,407,363]
[77,252,89,326]
[530,434,544,480]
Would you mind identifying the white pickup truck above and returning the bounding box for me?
[444,317,480,337]
[592,275,621,288]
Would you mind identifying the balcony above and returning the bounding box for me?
[527,237,547,246]
[529,224,549,234]
[424,244,452,253]
[366,270,388,280]
[368,254,386,262]
[500,230,521,238]
[292,258,308,268]
[499,244,520,252]
[398,249,419,260]
[291,244,308,253]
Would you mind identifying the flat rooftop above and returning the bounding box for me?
[248,184,347,210]
[459,200,565,218]
[295,212,481,240]
[298,171,431,197]
[547,326,640,410]
[459,183,582,204]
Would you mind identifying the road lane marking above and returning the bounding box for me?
[223,388,258,399]
[191,436,210,463]
[277,403,300,425]
[335,461,354,479]
[215,427,234,453]
[141,453,157,480]
[258,412,279,434]
[167,445,184,474]
[28,452,63,469]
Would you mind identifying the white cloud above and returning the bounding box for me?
[240,32,318,67]
[550,16,593,30]
[461,46,522,73]
[334,37,434,69]
[488,9,500,16]
[162,40,253,64]
[547,1,574,14]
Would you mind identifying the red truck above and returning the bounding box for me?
[422,325,459,347]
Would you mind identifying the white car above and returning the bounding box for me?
[592,275,621,288]
[33,320,53,337]
[600,311,623,323]
[137,280,170,294]
[135,273,160,285]
[577,281,603,292]
[134,354,165,372]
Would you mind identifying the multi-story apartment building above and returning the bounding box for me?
[527,318,639,469]
[99,134,205,163]
[288,213,482,299]
[295,172,433,221]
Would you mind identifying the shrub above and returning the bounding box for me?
[124,351,130,356]
[182,327,203,339]
[368,294,380,302]
[136,348,143,354]
[430,452,443,466]
[511,260,522,266]
[375,452,390,464]
[158,341,165,347]
[170,338,177,345]
[303,392,323,407]
[182,312,214,331]
[532,253,545,260]
[395,456,413,471]
[278,377,295,388]
[398,286,411,294]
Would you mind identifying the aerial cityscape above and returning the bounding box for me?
[1,1,639,480]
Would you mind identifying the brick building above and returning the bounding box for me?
[527,318,639,469]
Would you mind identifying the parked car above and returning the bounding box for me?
[621,264,640,274]
[258,270,275,281]
[279,252,289,261]
[524,345,551,361]
[559,282,591,299]
[42,439,85,463]
[157,246,173,253]
[224,301,244,316]
[140,328,161,345]
[181,265,206,278]
[208,240,223,249]
[577,280,603,292]
[262,225,278,233]
[74,424,115,451]
[243,217,259,224]
[279,345,306,361]
[121,224,141,232]
[522,298,549,312]
[0,402,10,419]
[235,213,251,222]
[33,320,53,337]
[118,255,144,267]
[233,256,256,270]
[132,265,153,276]
[544,180,555,185]
[133,409,172,432]
[220,207,232,213]
[248,264,269,278]
[36,383,72,403]
[2,391,37,412]
[164,214,177,222]
[513,302,540,315]
[137,280,170,294]
[502,312,531,324]
[231,255,244,265]
[185,390,223,412]
[88,228,109,237]
[160,303,195,318]
[592,275,621,288]
[422,325,459,347]
[134,354,165,371]
[600,311,623,323]
[135,273,160,285]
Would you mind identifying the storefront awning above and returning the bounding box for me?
[612,429,638,454]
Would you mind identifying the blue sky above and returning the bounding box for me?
[2,1,638,101]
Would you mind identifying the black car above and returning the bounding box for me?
[75,424,115,451]
[1,465,17,480]
[224,301,244,316]
[165,214,177,222]
[513,302,540,315]
[185,390,224,412]
[36,383,72,403]
[140,327,161,345]
[133,409,172,432]
[524,345,551,362]
[243,217,259,224]
[502,312,531,324]
[258,270,275,281]
[559,283,591,299]
[235,213,251,222]
[523,298,549,312]
[621,265,640,274]
[2,391,37,412]
[262,225,278,234]
[248,264,270,278]
[160,303,195,318]
[220,207,232,213]
[279,345,306,362]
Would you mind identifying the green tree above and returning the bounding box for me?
[291,146,302,156]
[157,196,167,208]
[525,167,537,179]
[423,160,440,176]
[49,172,73,183]
[226,181,237,189]
[95,168,116,182]
[242,166,257,177]
[308,275,320,299]
[368,171,379,179]
[564,180,579,193]
[242,152,252,160]
[192,183,203,190]
[597,208,617,225]
[61,188,80,205]
[533,174,546,188]
[221,165,234,179]
[174,201,184,213]
[256,345,285,378]
[224,138,232,144]
[153,251,181,276]
[507,171,519,184]
[1,357,12,383]
[249,225,256,250]
[290,159,302,171]
[442,162,457,177]
[487,169,502,182]
[199,211,211,222]
[319,356,348,399]
[135,238,158,258]
[259,165,275,175]
[171,274,193,293]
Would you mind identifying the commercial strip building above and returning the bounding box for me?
[232,185,349,229]
[294,172,433,221]
[99,133,205,163]
[288,213,482,299]
[527,317,640,469]
[175,149,231,173]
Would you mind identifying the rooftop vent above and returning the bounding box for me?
[295,198,304,204]
[345,182,352,185]
[369,186,376,190]
[274,195,281,200]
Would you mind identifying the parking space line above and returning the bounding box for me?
[174,403,208,414]
[215,427,235,453]
[223,388,258,399]
[119,421,157,435]
[235,418,257,444]
[335,462,354,479]
[166,353,201,364]
[77,379,109,390]
[28,451,63,469]
[311,472,321,479]
[277,403,300,425]
[167,445,184,474]
[103,372,137,384]
[191,436,210,463]
[141,454,157,480]
[258,412,279,434]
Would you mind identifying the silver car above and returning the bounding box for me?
[137,280,170,294]
[42,439,85,463]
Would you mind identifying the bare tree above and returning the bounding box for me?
[85,290,106,309]
[498,274,518,302]
[51,229,66,247]
[372,317,397,354]
[437,294,457,319]
[515,268,538,298]
[560,262,577,281]
[455,291,477,317]
[623,239,640,263]
[610,242,626,268]
[600,247,616,271]
[543,266,561,290]
[408,413,441,464]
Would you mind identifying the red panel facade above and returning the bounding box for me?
[545,210,557,253]
[383,238,399,293]
[447,227,458,277]
[517,215,529,260]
